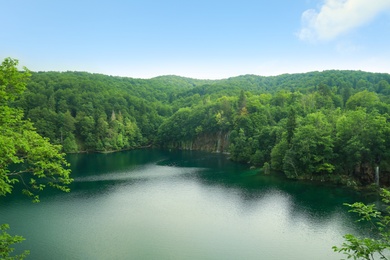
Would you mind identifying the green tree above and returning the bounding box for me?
[315,83,334,109]
[346,91,380,112]
[229,128,251,162]
[270,135,288,172]
[238,89,247,111]
[333,188,390,259]
[334,110,390,184]
[0,224,30,260]
[0,58,73,259]
[286,107,296,146]
[76,114,96,150]
[58,110,76,142]
[284,112,335,178]
[62,134,78,153]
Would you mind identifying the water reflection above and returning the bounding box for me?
[0,149,374,260]
[65,149,371,239]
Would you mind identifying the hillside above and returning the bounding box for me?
[15,69,390,186]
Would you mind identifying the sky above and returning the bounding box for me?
[1,0,390,79]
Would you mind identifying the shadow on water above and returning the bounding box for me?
[139,150,373,221]
[5,149,376,214]
[2,149,377,215]
[0,149,381,260]
[155,149,378,225]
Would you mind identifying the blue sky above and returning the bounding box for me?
[2,0,390,79]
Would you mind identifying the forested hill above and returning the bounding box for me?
[15,70,390,186]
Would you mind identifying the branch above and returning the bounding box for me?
[7,170,30,176]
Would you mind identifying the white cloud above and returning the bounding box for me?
[298,0,390,42]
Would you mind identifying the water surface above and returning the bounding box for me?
[0,149,374,259]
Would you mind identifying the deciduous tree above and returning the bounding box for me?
[333,189,390,259]
[0,58,73,259]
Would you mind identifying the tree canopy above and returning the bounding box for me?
[0,58,73,259]
[0,58,72,201]
[9,63,390,187]
[333,188,390,259]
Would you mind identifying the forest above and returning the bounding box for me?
[12,69,390,187]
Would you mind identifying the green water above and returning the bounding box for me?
[0,149,376,260]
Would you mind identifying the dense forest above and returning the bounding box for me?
[13,69,390,187]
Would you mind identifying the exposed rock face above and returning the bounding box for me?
[191,131,230,153]
[163,131,230,153]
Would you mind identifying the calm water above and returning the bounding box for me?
[0,149,376,260]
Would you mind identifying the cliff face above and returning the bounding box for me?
[192,131,230,153]
[162,131,230,153]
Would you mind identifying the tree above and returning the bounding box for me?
[0,224,30,259]
[76,114,96,150]
[333,188,390,259]
[346,91,380,112]
[315,83,334,109]
[334,109,390,184]
[283,112,335,178]
[238,89,247,111]
[0,58,73,259]
[229,128,251,162]
[286,107,296,146]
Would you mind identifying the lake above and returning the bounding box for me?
[0,149,375,259]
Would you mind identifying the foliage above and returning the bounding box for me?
[0,58,73,259]
[333,188,390,259]
[284,112,335,178]
[0,224,30,260]
[158,71,390,185]
[0,58,72,201]
[9,63,390,186]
